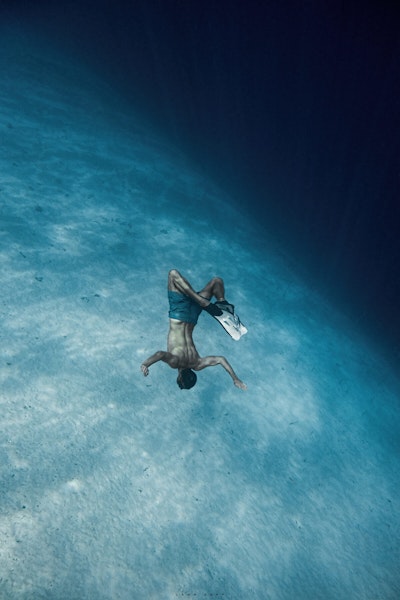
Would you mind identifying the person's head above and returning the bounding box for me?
[177,368,197,390]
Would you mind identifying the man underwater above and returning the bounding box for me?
[140,270,247,390]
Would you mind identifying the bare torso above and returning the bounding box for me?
[167,319,200,369]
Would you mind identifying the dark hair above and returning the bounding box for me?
[177,368,197,390]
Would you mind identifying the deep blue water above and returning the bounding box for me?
[3,0,400,362]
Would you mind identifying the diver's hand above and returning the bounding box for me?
[141,364,149,377]
[234,379,247,390]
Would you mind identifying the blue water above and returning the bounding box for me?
[1,2,399,599]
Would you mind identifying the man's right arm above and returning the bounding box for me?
[140,351,177,376]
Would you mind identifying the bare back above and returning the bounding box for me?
[167,319,200,369]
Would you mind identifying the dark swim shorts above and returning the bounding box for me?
[168,291,203,325]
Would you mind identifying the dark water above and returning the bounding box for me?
[3,0,400,362]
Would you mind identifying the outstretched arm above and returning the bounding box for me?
[196,356,247,390]
[140,351,176,376]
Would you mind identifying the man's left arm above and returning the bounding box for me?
[196,355,247,390]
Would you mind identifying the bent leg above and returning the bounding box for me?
[198,277,225,302]
[168,269,211,308]
[168,270,226,306]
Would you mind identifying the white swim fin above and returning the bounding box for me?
[213,302,247,340]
